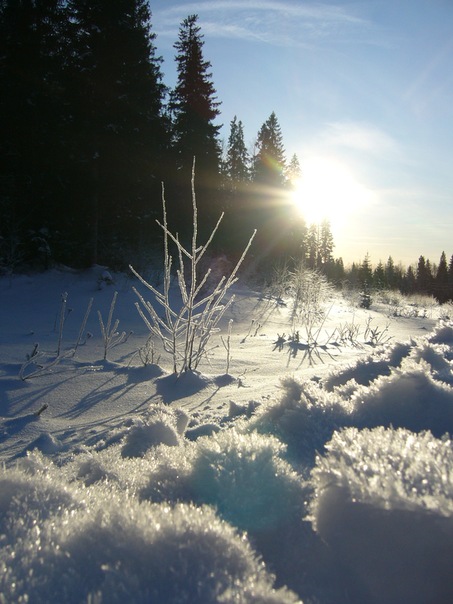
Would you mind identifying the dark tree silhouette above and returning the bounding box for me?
[0,0,68,268]
[64,0,167,265]
[435,251,449,302]
[248,112,305,268]
[220,116,252,252]
[223,116,250,193]
[252,111,286,189]
[373,261,386,289]
[416,256,432,294]
[169,14,221,237]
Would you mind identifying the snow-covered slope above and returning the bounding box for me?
[1,267,452,603]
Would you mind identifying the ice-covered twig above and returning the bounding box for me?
[98,291,131,361]
[131,160,255,375]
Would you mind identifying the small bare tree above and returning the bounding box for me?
[131,163,255,375]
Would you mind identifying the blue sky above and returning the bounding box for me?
[149,0,453,266]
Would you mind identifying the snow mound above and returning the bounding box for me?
[310,427,453,604]
[323,339,414,391]
[155,370,212,402]
[249,377,352,466]
[0,467,299,603]
[121,404,188,458]
[352,358,453,436]
[428,320,453,344]
[0,464,78,536]
[250,331,453,470]
[188,429,307,532]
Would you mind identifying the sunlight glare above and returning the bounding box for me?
[291,156,372,227]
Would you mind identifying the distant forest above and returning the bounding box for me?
[1,2,452,302]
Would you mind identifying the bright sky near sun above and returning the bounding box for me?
[150,0,453,267]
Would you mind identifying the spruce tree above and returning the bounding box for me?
[373,261,385,290]
[416,255,434,294]
[65,0,167,265]
[170,14,221,236]
[305,224,319,269]
[360,253,373,288]
[286,153,301,185]
[220,116,251,252]
[252,111,286,188]
[448,255,453,298]
[385,256,397,290]
[435,251,449,302]
[0,0,68,267]
[319,219,334,268]
[224,116,249,190]
[404,265,416,295]
[250,112,306,266]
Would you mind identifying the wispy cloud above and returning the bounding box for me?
[152,1,372,48]
[320,121,400,155]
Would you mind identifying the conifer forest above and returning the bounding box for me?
[1,1,452,302]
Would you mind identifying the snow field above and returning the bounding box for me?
[2,270,453,602]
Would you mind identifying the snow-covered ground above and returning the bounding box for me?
[1,266,453,603]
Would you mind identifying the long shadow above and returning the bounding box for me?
[0,410,45,443]
[57,363,165,421]
[0,368,84,417]
[289,341,340,369]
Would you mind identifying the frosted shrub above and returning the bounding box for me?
[439,301,453,321]
[19,293,93,379]
[310,427,453,604]
[98,290,130,360]
[373,288,404,307]
[284,265,333,347]
[131,164,255,375]
[288,266,332,331]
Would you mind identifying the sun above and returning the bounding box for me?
[290,156,371,227]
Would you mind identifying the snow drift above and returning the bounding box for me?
[2,270,453,603]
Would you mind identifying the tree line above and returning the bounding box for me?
[340,252,453,303]
[2,1,448,305]
[1,2,324,273]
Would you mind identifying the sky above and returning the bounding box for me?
[148,0,453,267]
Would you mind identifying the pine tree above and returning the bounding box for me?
[0,0,68,267]
[360,253,373,287]
[286,154,301,186]
[416,255,433,294]
[252,111,286,188]
[65,0,167,265]
[249,112,307,266]
[305,224,319,269]
[220,116,252,252]
[170,14,221,235]
[223,116,249,190]
[319,219,334,268]
[403,265,416,295]
[385,256,397,290]
[435,251,449,302]
[373,261,385,290]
